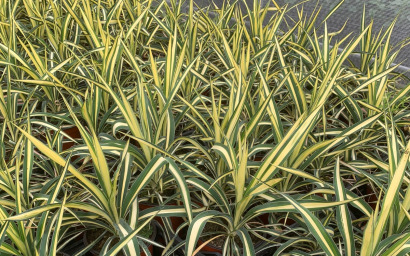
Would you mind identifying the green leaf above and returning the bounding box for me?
[333,158,355,256]
[185,211,219,256]
[282,194,341,256]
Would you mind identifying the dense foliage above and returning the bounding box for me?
[0,0,409,255]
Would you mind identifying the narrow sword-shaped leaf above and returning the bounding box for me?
[333,158,355,256]
[13,125,109,211]
[282,194,341,256]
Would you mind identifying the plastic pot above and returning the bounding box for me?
[61,126,81,150]
[83,221,158,256]
[139,202,185,231]
[174,219,269,256]
[196,238,223,256]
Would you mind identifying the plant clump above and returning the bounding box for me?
[0,0,409,255]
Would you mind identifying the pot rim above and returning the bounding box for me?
[83,220,158,255]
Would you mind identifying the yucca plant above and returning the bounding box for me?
[144,1,409,255]
[0,0,409,255]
